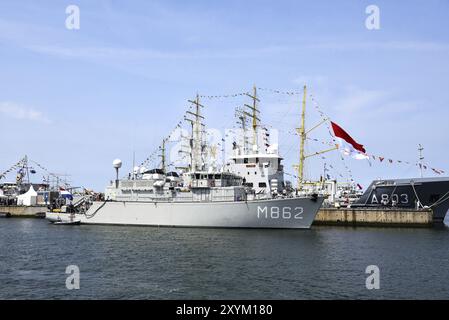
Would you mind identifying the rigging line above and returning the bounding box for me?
[257,87,302,96]
[199,91,249,99]
[409,182,449,210]
[139,103,196,168]
[429,190,449,208]
[0,157,26,178]
[410,182,424,209]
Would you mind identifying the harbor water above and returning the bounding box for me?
[0,218,448,299]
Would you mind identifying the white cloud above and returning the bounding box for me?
[0,101,51,123]
[304,41,449,52]
[333,86,388,113]
[26,44,288,61]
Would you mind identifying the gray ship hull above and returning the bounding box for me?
[48,196,324,229]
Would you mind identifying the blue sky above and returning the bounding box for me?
[1,0,449,190]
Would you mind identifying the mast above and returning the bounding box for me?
[186,94,205,172]
[293,85,338,190]
[160,139,166,173]
[418,144,424,178]
[25,155,30,184]
[235,106,248,154]
[132,150,136,179]
[252,86,258,147]
[244,85,260,153]
[297,85,307,189]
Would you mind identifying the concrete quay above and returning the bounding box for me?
[314,207,434,227]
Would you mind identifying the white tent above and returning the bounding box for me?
[17,185,38,206]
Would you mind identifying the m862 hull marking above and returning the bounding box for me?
[257,206,304,220]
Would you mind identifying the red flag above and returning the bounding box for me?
[331,122,366,153]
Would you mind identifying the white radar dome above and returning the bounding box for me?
[113,159,122,169]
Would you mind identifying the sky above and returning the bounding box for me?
[1,0,449,191]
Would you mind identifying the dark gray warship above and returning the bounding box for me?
[352,177,449,225]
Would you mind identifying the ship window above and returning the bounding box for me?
[244,158,248,164]
[245,182,254,188]
[247,172,250,175]
[259,182,267,188]
[215,174,221,179]
[195,174,200,179]
[256,157,259,163]
[255,171,257,175]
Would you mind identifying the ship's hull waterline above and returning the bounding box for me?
[46,196,324,229]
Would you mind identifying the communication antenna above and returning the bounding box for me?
[244,85,260,153]
[418,144,424,178]
[185,94,206,172]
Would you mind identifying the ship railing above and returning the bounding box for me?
[114,194,244,203]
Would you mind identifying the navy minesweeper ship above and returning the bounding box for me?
[46,89,324,228]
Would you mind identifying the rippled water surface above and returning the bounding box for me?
[0,218,448,299]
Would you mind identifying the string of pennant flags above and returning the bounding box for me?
[29,160,60,178]
[185,87,357,181]
[139,103,196,168]
[0,157,61,180]
[305,136,446,175]
[302,91,356,182]
[307,92,446,176]
[199,92,249,99]
[0,157,26,180]
[136,87,446,177]
[199,87,303,100]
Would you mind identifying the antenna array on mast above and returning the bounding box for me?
[185,94,206,172]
